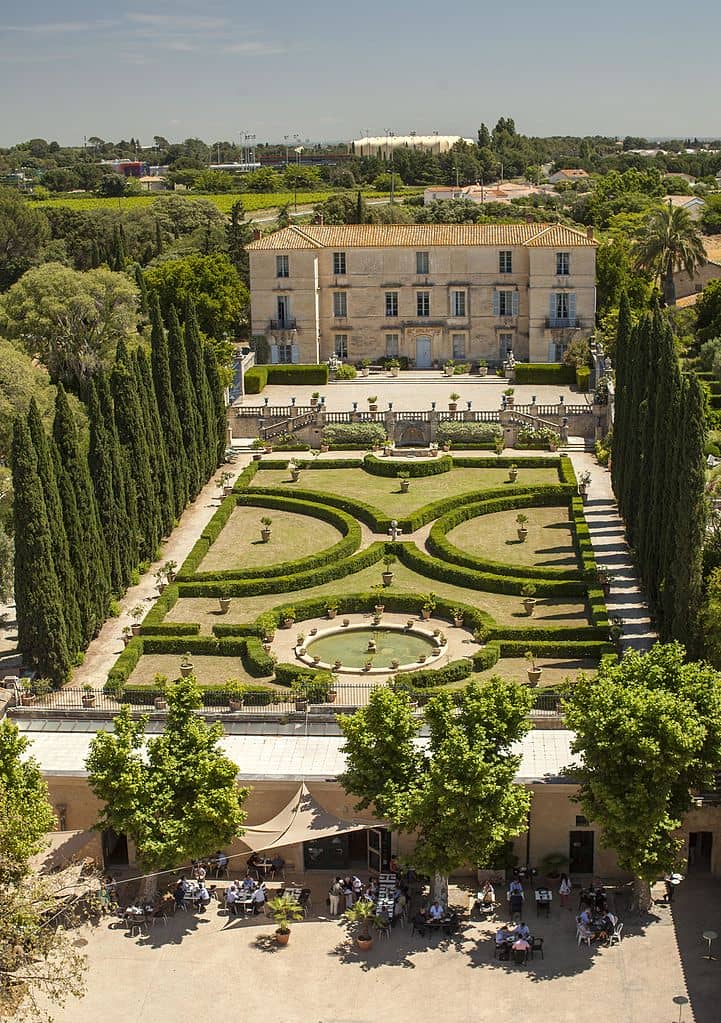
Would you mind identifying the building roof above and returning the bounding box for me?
[248,223,597,251]
[551,169,590,178]
[704,235,721,262]
[351,135,474,148]
[664,194,705,207]
[15,719,577,784]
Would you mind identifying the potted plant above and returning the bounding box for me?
[163,560,178,582]
[494,435,505,457]
[525,650,543,686]
[609,615,623,648]
[346,898,381,951]
[260,516,272,543]
[508,464,518,483]
[451,607,464,627]
[218,585,231,615]
[361,358,371,377]
[333,658,342,671]
[388,358,400,377]
[129,604,145,636]
[320,440,330,453]
[448,392,460,411]
[289,460,301,482]
[418,653,427,663]
[282,608,296,628]
[444,360,455,377]
[516,513,529,542]
[180,652,194,677]
[382,554,396,586]
[421,593,437,620]
[521,583,537,616]
[267,893,305,946]
[374,603,385,615]
[342,617,350,627]
[367,395,378,412]
[296,631,306,648]
[153,673,168,709]
[441,439,451,452]
[217,471,234,497]
[81,684,96,708]
[405,619,414,629]
[478,359,488,378]
[578,469,591,498]
[154,568,167,593]
[326,601,340,619]
[292,682,309,713]
[503,387,515,407]
[310,391,320,407]
[227,681,245,712]
[383,440,394,457]
[398,471,410,493]
[121,625,133,647]
[259,614,276,642]
[439,632,447,646]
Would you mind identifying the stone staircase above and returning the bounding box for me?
[562,435,595,453]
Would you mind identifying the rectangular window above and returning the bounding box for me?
[277,343,293,364]
[385,291,398,317]
[499,250,513,274]
[333,251,346,275]
[334,334,348,358]
[549,291,577,327]
[385,333,399,357]
[499,332,514,355]
[452,333,466,359]
[333,292,347,317]
[452,290,466,317]
[416,251,430,275]
[555,293,569,318]
[276,295,291,326]
[416,291,430,317]
[498,290,515,316]
[556,251,570,276]
[276,254,289,278]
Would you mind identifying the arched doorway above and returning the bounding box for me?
[415,336,432,369]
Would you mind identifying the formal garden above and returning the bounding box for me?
[106,452,612,706]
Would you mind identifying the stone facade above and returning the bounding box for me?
[248,224,597,367]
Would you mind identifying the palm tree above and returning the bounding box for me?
[635,203,706,306]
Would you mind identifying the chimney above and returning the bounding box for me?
[252,229,261,241]
[586,226,594,241]
[525,214,534,224]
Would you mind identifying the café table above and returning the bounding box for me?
[535,888,552,917]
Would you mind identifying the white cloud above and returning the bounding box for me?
[223,41,287,56]
[0,21,102,33]
[126,13,227,31]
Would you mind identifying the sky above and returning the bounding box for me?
[1,0,720,147]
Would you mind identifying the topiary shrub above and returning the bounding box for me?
[334,364,357,380]
[244,366,268,393]
[436,422,502,445]
[514,363,575,385]
[322,423,387,447]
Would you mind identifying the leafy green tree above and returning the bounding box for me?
[276,204,291,229]
[0,187,50,290]
[193,169,236,193]
[133,261,149,317]
[11,418,71,683]
[53,383,110,643]
[86,677,248,870]
[635,204,706,306]
[149,297,188,516]
[144,253,248,339]
[225,199,252,285]
[96,373,139,578]
[696,279,721,344]
[0,263,139,387]
[0,719,87,1019]
[167,306,202,497]
[0,525,12,602]
[700,195,721,235]
[340,679,533,900]
[97,172,125,197]
[565,644,721,909]
[0,338,58,463]
[26,399,82,656]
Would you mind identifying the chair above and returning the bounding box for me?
[609,922,623,946]
[530,936,544,960]
[376,918,391,940]
[512,947,528,965]
[298,889,312,918]
[411,916,427,938]
[577,926,593,948]
[150,906,168,929]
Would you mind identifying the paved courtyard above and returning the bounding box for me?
[42,877,720,1023]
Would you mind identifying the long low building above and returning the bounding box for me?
[248,223,597,367]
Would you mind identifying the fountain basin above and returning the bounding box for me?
[302,624,441,674]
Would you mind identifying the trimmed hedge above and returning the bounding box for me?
[514,363,575,385]
[488,625,609,642]
[245,364,329,393]
[140,583,181,631]
[244,366,268,394]
[114,681,284,706]
[436,422,502,444]
[473,642,501,671]
[107,637,144,686]
[322,423,386,447]
[497,639,614,659]
[363,453,453,477]
[389,658,473,689]
[576,366,591,392]
[242,636,276,678]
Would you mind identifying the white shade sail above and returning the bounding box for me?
[241,784,369,852]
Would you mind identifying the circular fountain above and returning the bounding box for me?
[303,625,441,674]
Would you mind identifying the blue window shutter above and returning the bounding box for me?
[569,293,577,321]
[492,291,500,316]
[291,345,300,364]
[270,344,279,364]
[512,291,519,316]
[549,293,556,320]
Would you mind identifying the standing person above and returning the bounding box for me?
[329,877,343,916]
[559,873,572,909]
[252,884,266,915]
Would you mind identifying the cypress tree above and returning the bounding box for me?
[111,342,161,562]
[12,418,71,684]
[87,380,126,595]
[150,296,188,517]
[134,347,174,537]
[90,238,101,269]
[669,375,707,650]
[97,373,138,579]
[112,224,126,271]
[635,309,662,592]
[53,384,111,642]
[203,343,228,466]
[184,299,215,480]
[134,262,149,318]
[611,291,631,503]
[27,399,82,656]
[155,219,163,258]
[167,305,202,497]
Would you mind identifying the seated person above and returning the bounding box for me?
[597,913,616,940]
[351,875,363,898]
[215,850,229,875]
[579,907,593,928]
[389,855,400,874]
[241,873,256,891]
[495,925,511,959]
[412,909,428,935]
[270,854,285,876]
[225,886,238,915]
[481,881,495,905]
[512,935,530,961]
[428,901,444,922]
[514,921,531,941]
[197,883,211,912]
[247,852,262,873]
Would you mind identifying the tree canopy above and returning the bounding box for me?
[86,677,248,870]
[0,188,50,290]
[144,252,248,339]
[635,204,706,306]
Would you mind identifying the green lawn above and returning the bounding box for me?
[460,656,597,689]
[167,552,591,634]
[446,505,580,570]
[126,654,273,688]
[250,466,561,519]
[198,506,342,573]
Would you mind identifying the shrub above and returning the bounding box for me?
[244,366,268,393]
[436,421,503,445]
[514,363,575,385]
[388,658,473,689]
[334,364,357,380]
[575,366,591,392]
[472,642,501,671]
[516,426,561,449]
[268,364,329,386]
[242,636,275,677]
[321,423,386,447]
[363,453,453,477]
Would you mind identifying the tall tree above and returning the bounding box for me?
[340,679,533,901]
[96,373,138,580]
[52,383,110,641]
[184,299,215,480]
[86,677,248,870]
[87,379,126,594]
[167,305,202,497]
[149,296,188,516]
[610,291,632,506]
[133,261,149,318]
[26,399,82,656]
[134,347,174,537]
[635,204,706,306]
[565,644,721,910]
[203,343,228,465]
[11,418,71,683]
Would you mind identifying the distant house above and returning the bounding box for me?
[548,169,590,185]
[423,181,547,205]
[664,195,705,221]
[138,175,167,193]
[673,237,721,302]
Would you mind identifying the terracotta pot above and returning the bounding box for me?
[418,655,427,663]
[391,660,400,669]
[253,452,262,461]
[223,485,234,496]
[261,528,272,542]
[334,660,342,670]
[508,470,518,483]
[275,930,290,946]
[453,617,463,627]
[382,572,394,586]
[131,622,142,637]
[180,664,193,677]
[523,598,536,616]
[154,697,167,710]
[229,699,244,711]
[356,936,373,951]
[448,402,458,412]
[295,699,309,713]
[290,470,300,482]
[81,694,96,708]
[219,598,231,614]
[527,669,542,685]
[517,528,528,542]
[20,693,36,706]
[400,480,410,493]
[283,618,295,628]
[368,403,378,412]
[374,605,384,614]
[327,608,338,619]
[422,608,432,620]
[479,366,488,377]
[328,690,337,703]
[320,444,329,453]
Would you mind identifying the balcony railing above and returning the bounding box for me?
[547,317,578,329]
[269,318,297,330]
